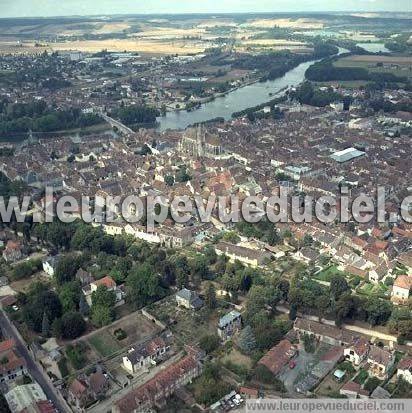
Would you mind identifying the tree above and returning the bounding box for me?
[164,175,174,186]
[222,231,240,244]
[59,281,81,313]
[289,304,298,320]
[364,377,381,392]
[174,255,190,288]
[190,255,210,281]
[22,286,62,333]
[317,294,330,321]
[0,392,11,413]
[54,254,80,285]
[253,366,286,392]
[41,312,50,337]
[91,305,113,327]
[330,274,350,301]
[303,333,316,353]
[205,283,217,309]
[126,263,165,309]
[237,325,257,354]
[199,334,220,354]
[60,312,86,339]
[79,294,90,317]
[92,285,116,308]
[366,297,392,326]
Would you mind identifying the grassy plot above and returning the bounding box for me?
[88,331,122,358]
[314,265,345,282]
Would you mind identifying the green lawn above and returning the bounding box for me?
[314,265,345,282]
[353,369,369,385]
[88,332,121,358]
[359,282,390,298]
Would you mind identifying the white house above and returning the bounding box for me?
[42,256,60,277]
[344,338,370,366]
[397,358,412,384]
[175,288,203,310]
[391,275,412,304]
[122,337,169,374]
[367,346,394,380]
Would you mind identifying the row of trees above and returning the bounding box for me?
[0,101,101,136]
[110,104,159,126]
[306,60,407,84]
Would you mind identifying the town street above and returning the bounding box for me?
[0,310,71,413]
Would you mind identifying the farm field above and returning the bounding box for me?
[334,54,412,80]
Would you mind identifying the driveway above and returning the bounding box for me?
[278,347,318,396]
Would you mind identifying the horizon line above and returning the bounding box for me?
[1,11,411,20]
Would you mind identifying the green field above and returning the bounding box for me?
[314,265,345,282]
[88,331,122,357]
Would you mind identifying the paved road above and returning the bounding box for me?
[87,351,184,413]
[0,310,71,413]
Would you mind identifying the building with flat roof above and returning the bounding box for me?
[5,383,47,412]
[330,147,365,163]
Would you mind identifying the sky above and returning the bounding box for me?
[0,0,411,18]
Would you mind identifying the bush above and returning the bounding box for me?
[114,328,127,341]
[66,344,86,370]
[57,357,69,378]
[364,377,381,392]
[199,334,220,354]
[60,312,86,339]
[11,259,42,281]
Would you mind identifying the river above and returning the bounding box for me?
[156,57,321,132]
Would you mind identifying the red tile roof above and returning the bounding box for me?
[114,355,199,413]
[0,338,15,353]
[394,275,412,290]
[93,275,116,289]
[69,378,88,398]
[258,339,297,376]
[398,358,412,371]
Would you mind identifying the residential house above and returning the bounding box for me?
[371,386,391,399]
[367,346,394,380]
[5,383,48,412]
[340,381,369,399]
[391,275,412,304]
[68,370,109,409]
[215,242,271,268]
[218,310,242,341]
[42,256,60,277]
[293,247,319,265]
[84,275,123,306]
[68,378,88,409]
[239,386,259,399]
[397,358,412,384]
[344,337,370,366]
[0,339,27,384]
[75,268,94,286]
[113,355,202,413]
[122,337,170,374]
[397,251,412,275]
[2,240,22,262]
[293,318,357,347]
[368,261,392,284]
[257,339,298,376]
[175,288,203,310]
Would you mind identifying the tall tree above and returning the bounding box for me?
[41,312,50,337]
[330,274,350,301]
[237,325,257,354]
[205,283,217,309]
[79,294,90,317]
